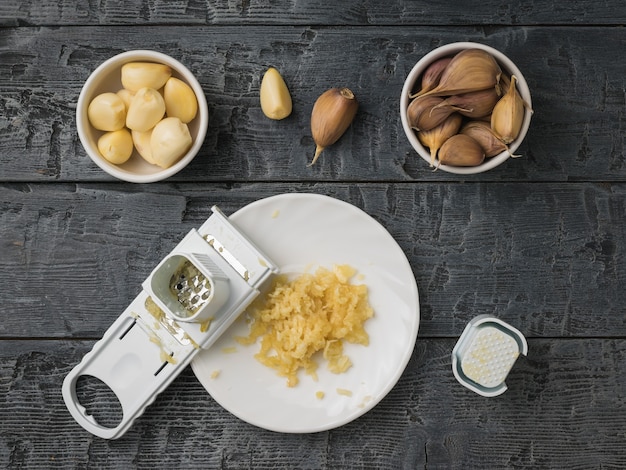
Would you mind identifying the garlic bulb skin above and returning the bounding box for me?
[97,129,134,164]
[164,77,198,123]
[88,93,126,131]
[126,87,166,132]
[150,117,192,168]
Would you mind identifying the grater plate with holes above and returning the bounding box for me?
[452,315,528,397]
[62,206,278,439]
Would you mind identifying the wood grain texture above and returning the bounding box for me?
[1,26,625,182]
[1,1,625,27]
[2,182,625,339]
[1,339,626,469]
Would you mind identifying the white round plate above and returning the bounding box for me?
[190,193,420,433]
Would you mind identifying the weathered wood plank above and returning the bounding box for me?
[0,26,625,182]
[1,1,625,27]
[2,2,623,467]
[2,182,625,339]
[1,338,625,468]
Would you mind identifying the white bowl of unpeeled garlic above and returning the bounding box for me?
[77,50,208,183]
[400,42,532,174]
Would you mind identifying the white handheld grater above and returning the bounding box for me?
[62,206,278,439]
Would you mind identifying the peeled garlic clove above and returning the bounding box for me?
[126,87,166,132]
[411,56,453,98]
[438,134,485,167]
[150,117,192,168]
[260,67,292,120]
[97,129,134,164]
[121,62,172,92]
[490,75,525,144]
[87,92,126,131]
[116,88,135,112]
[417,113,463,167]
[309,87,358,166]
[461,120,509,157]
[164,77,198,123]
[407,95,456,132]
[132,129,156,164]
[418,48,502,98]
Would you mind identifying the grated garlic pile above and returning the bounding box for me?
[236,265,373,387]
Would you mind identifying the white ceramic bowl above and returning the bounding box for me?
[77,50,209,183]
[400,42,532,174]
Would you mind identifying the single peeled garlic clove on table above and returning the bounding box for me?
[121,62,172,92]
[126,87,166,132]
[88,92,126,131]
[163,77,198,123]
[150,117,192,168]
[97,129,134,164]
[260,67,292,120]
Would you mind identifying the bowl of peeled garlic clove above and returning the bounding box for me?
[76,50,209,183]
[400,42,532,174]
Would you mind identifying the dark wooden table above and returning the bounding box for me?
[2,2,626,468]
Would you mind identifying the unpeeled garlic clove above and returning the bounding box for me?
[407,95,462,132]
[417,48,502,98]
[460,120,509,157]
[88,92,126,131]
[435,87,500,119]
[260,67,292,120]
[150,117,192,168]
[438,134,485,167]
[408,95,442,131]
[97,129,134,164]
[410,56,452,98]
[132,129,156,164]
[417,113,463,167]
[309,87,358,166]
[126,87,166,132]
[490,75,526,144]
[121,62,172,92]
[163,77,198,123]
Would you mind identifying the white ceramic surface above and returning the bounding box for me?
[76,50,209,183]
[400,42,532,174]
[191,193,420,433]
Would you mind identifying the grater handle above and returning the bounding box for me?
[61,315,145,439]
[62,295,200,439]
[62,351,146,440]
